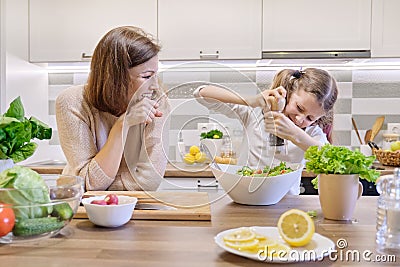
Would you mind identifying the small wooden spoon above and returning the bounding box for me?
[364,129,372,144]
[370,116,385,142]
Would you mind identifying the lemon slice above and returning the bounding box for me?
[183,153,196,164]
[223,227,256,242]
[194,152,207,163]
[225,239,259,250]
[277,209,315,247]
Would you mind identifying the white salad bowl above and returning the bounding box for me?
[211,163,303,205]
[82,195,137,228]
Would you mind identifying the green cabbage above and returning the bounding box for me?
[0,166,52,219]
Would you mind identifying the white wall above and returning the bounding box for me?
[0,0,6,111]
[3,0,64,164]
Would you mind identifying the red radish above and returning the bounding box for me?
[104,194,119,205]
[91,199,107,205]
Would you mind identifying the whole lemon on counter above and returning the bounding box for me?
[189,145,200,155]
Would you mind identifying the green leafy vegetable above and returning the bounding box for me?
[307,210,317,218]
[200,129,223,139]
[237,162,294,177]
[0,166,52,219]
[0,97,52,162]
[304,144,380,189]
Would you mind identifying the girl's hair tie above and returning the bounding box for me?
[292,70,303,79]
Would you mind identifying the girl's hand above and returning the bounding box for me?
[124,98,163,126]
[247,86,287,110]
[263,111,300,141]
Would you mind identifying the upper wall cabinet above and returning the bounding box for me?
[158,0,262,60]
[29,0,157,62]
[262,0,371,53]
[371,0,400,57]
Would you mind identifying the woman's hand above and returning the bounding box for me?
[124,98,163,126]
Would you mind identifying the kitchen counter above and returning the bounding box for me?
[1,195,398,266]
[26,162,397,177]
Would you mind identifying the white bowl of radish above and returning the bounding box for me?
[81,194,137,227]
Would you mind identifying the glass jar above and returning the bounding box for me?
[376,168,400,255]
[219,137,237,165]
[382,133,400,151]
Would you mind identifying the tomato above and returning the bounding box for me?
[104,194,118,205]
[0,203,15,237]
[254,169,262,174]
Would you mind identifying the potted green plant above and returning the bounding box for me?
[0,97,52,172]
[200,129,224,159]
[304,144,380,220]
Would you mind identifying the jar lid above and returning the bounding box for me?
[382,133,400,138]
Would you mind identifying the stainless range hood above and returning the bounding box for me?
[262,50,371,59]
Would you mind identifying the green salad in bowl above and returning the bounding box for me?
[236,162,294,177]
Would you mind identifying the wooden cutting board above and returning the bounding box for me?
[74,191,211,221]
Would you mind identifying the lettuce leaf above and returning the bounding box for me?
[0,166,52,219]
[304,144,380,189]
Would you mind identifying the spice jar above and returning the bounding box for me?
[215,137,237,165]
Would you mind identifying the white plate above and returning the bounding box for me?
[214,226,335,263]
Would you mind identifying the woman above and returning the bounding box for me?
[194,68,338,194]
[56,26,170,191]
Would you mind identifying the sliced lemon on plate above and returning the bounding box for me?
[277,209,315,247]
[223,227,256,242]
[225,239,259,250]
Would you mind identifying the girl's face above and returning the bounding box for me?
[127,55,159,101]
[284,89,326,128]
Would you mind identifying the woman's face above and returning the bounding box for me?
[284,89,326,129]
[127,55,159,101]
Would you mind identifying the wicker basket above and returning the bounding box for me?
[373,149,400,166]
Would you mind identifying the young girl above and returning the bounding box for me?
[194,68,338,194]
[56,26,170,191]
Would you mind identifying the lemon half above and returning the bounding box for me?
[277,209,315,247]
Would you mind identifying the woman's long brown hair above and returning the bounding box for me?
[84,26,161,116]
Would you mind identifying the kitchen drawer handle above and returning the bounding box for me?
[197,180,218,188]
[199,51,219,59]
[81,53,92,60]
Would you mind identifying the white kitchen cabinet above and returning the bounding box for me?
[371,0,400,57]
[29,0,157,62]
[262,0,371,53]
[158,0,262,60]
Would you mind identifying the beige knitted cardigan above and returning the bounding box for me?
[55,85,170,191]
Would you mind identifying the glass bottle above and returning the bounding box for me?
[376,168,400,255]
[220,136,237,165]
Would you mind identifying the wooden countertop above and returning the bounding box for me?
[26,162,396,178]
[2,195,398,266]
